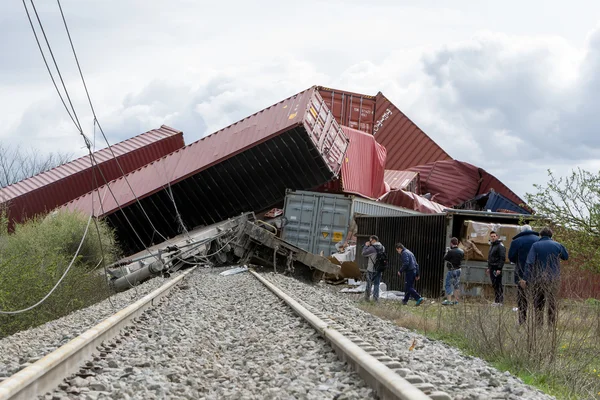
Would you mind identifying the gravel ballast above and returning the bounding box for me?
[267,273,555,400]
[0,273,176,380]
[41,268,376,400]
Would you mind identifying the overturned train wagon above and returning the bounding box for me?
[355,209,538,298]
[63,87,348,254]
[109,213,341,291]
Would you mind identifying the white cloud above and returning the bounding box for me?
[3,0,600,202]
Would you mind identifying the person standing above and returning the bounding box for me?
[508,225,539,325]
[522,227,568,326]
[362,235,385,302]
[396,243,425,306]
[487,231,506,306]
[442,237,464,305]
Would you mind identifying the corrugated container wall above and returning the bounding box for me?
[318,87,376,134]
[312,126,388,199]
[356,214,448,297]
[352,197,421,217]
[373,93,452,170]
[282,191,352,257]
[63,87,348,254]
[317,87,453,171]
[339,126,387,199]
[0,125,184,226]
[281,190,419,256]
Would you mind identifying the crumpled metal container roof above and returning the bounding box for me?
[383,170,420,193]
[409,160,529,211]
[378,189,447,214]
[0,125,184,224]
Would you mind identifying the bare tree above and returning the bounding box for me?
[0,142,73,188]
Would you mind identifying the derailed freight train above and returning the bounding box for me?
[63,87,349,254]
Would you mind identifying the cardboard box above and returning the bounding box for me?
[468,242,510,263]
[463,220,521,248]
[459,239,484,261]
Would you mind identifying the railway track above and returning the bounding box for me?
[0,266,553,400]
[0,267,449,400]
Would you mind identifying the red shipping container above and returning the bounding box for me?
[318,87,376,134]
[0,125,184,226]
[373,92,452,170]
[318,86,452,170]
[62,87,349,253]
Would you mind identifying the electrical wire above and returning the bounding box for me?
[28,0,83,133]
[21,0,80,133]
[23,1,167,253]
[170,235,240,269]
[0,210,93,315]
[56,0,169,244]
[18,1,161,306]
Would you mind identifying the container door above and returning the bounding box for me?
[281,192,319,253]
[313,194,352,256]
[355,214,447,297]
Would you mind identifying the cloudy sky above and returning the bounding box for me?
[2,0,600,199]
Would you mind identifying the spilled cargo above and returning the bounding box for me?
[62,87,349,254]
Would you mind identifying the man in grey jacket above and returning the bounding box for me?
[362,235,385,302]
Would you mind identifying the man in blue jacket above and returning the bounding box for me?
[396,243,425,306]
[522,227,568,326]
[508,225,539,325]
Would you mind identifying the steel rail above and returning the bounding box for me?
[0,266,197,400]
[249,270,443,400]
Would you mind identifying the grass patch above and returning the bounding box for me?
[0,210,121,338]
[358,296,600,400]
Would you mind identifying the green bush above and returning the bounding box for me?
[0,210,121,338]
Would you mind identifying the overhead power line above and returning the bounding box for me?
[56,0,170,245]
[21,0,81,133]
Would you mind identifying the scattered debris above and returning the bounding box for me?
[219,266,249,276]
[409,338,417,352]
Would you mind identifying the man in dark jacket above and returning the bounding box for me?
[442,237,464,305]
[487,231,506,305]
[522,227,568,326]
[362,235,385,302]
[508,225,539,325]
[396,243,424,306]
